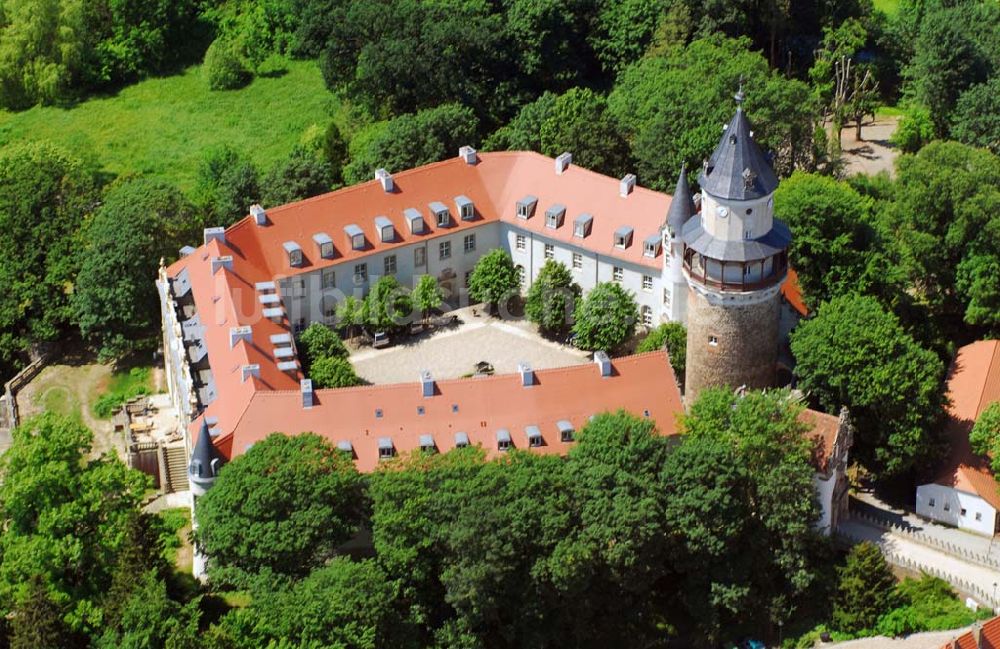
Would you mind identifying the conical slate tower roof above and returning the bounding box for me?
[666,165,695,232]
[188,419,221,481]
[698,88,779,201]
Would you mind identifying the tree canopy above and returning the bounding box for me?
[468,249,521,315]
[790,294,946,476]
[572,282,638,352]
[195,432,365,586]
[524,260,580,334]
[970,401,1000,475]
[74,178,198,359]
[637,322,686,378]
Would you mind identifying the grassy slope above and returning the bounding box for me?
[0,60,338,191]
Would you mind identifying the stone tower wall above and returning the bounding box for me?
[684,287,781,401]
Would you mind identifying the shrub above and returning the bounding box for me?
[636,322,686,377]
[92,367,152,419]
[310,357,364,389]
[297,323,349,371]
[891,105,935,153]
[204,38,252,91]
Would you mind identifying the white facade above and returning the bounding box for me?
[916,483,998,536]
[280,219,670,333]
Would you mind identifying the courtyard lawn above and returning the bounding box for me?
[0,60,341,191]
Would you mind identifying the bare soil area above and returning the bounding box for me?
[839,116,901,178]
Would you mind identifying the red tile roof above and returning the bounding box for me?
[801,408,840,473]
[169,151,671,284]
[215,350,684,472]
[781,268,807,317]
[942,615,1000,648]
[933,340,1000,510]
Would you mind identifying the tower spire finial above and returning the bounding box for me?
[734,75,746,107]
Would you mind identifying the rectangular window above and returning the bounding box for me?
[436,210,450,227]
[641,306,653,326]
[321,268,336,290]
[516,234,526,251]
[292,278,305,297]
[944,502,951,512]
[642,275,653,291]
[663,288,670,307]
[744,229,753,240]
[613,266,623,282]
[708,335,718,346]
[384,255,397,275]
[464,234,476,253]
[961,508,968,517]
[415,247,426,267]
[320,241,334,259]
[544,244,554,259]
[379,445,394,459]
[354,263,367,283]
[572,253,582,270]
[293,318,306,334]
[289,249,303,266]
[614,235,627,249]
[439,241,451,260]
[546,214,558,229]
[929,498,936,507]
[976,512,983,521]
[574,223,585,238]
[464,271,471,288]
[461,203,474,220]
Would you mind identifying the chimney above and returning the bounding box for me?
[420,370,434,397]
[204,226,226,246]
[241,364,260,382]
[594,351,612,377]
[301,379,314,408]
[517,362,534,387]
[555,152,572,175]
[375,168,394,192]
[459,145,478,164]
[229,326,252,348]
[210,255,233,274]
[619,173,636,197]
[250,204,267,226]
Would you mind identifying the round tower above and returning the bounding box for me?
[188,418,224,497]
[681,87,790,400]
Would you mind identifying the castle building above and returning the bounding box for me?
[679,89,791,399]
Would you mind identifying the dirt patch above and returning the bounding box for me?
[16,359,123,459]
[838,116,901,178]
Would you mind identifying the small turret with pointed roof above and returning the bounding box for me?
[698,82,779,201]
[188,419,224,496]
[666,164,696,233]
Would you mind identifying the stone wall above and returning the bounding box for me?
[684,287,780,401]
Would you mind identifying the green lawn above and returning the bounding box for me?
[0,60,340,191]
[874,0,900,16]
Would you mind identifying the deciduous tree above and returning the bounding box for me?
[524,260,580,334]
[572,282,638,352]
[194,433,365,585]
[790,295,946,476]
[970,402,1000,475]
[310,356,364,389]
[412,275,444,325]
[468,249,521,315]
[261,145,336,206]
[637,322,686,378]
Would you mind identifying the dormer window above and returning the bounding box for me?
[455,195,475,220]
[557,420,574,442]
[574,213,593,238]
[516,195,538,219]
[429,201,451,227]
[344,224,365,250]
[545,204,566,229]
[643,234,661,258]
[283,241,303,267]
[614,226,633,249]
[404,208,424,234]
[313,233,334,259]
[374,216,394,242]
[378,438,395,460]
[419,434,436,453]
[455,432,470,448]
[525,425,543,448]
[497,429,512,452]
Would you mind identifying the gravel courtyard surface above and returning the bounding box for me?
[350,312,590,384]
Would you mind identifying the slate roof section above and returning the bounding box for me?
[666,165,695,232]
[681,217,791,262]
[188,419,223,481]
[698,100,779,201]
